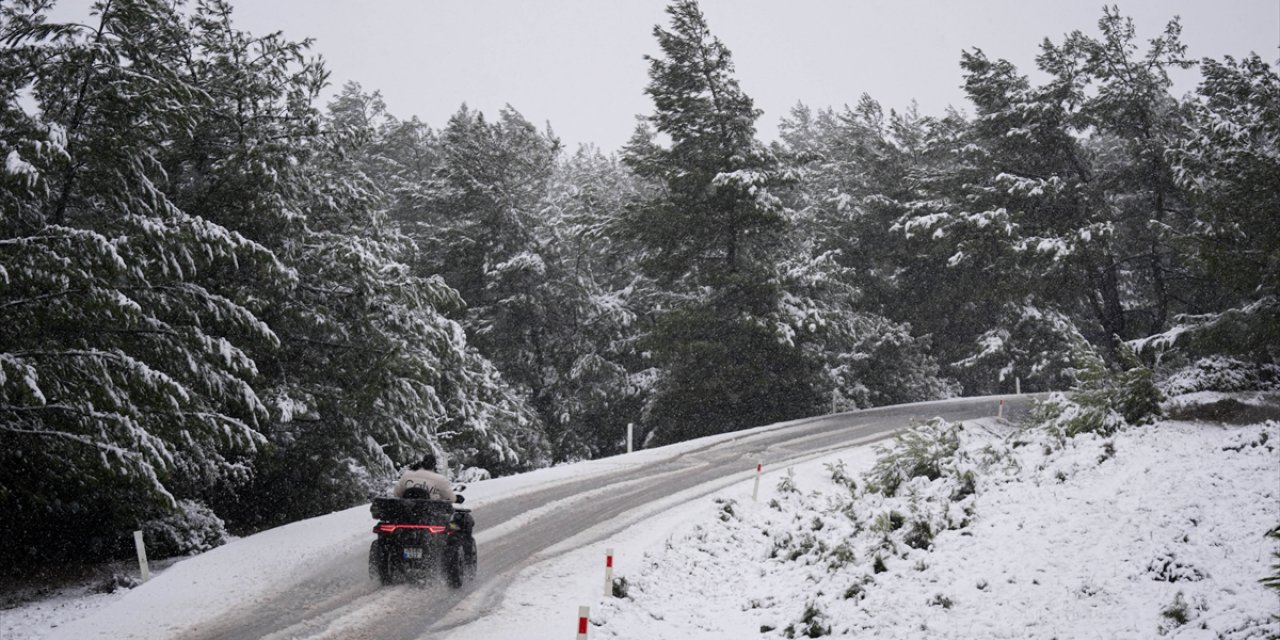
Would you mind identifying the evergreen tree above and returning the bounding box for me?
[624,0,823,444]
[0,0,283,566]
[887,8,1193,390]
[775,99,959,405]
[1142,53,1280,363]
[1172,54,1279,304]
[531,147,649,459]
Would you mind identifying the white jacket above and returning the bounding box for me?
[393,468,455,502]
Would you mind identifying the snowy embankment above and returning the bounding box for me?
[445,398,1280,639]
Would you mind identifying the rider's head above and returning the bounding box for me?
[412,452,437,472]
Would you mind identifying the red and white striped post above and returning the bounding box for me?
[577,605,590,639]
[752,461,762,501]
[603,548,615,596]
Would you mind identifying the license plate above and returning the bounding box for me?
[403,548,423,559]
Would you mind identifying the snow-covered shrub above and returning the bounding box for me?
[611,576,630,599]
[93,572,140,594]
[777,468,800,494]
[872,510,907,533]
[1161,356,1280,396]
[824,459,856,493]
[1115,354,1164,426]
[716,498,738,522]
[903,519,934,550]
[872,553,888,574]
[1160,592,1191,627]
[865,418,961,495]
[1034,346,1163,437]
[952,300,1093,394]
[141,499,228,558]
[783,601,830,638]
[455,466,492,483]
[1264,526,1280,593]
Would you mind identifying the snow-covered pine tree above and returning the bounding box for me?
[383,101,646,463]
[623,0,824,444]
[1135,53,1280,368]
[538,146,650,459]
[887,8,1194,391]
[774,99,959,407]
[0,0,285,564]
[165,28,547,525]
[1037,8,1196,338]
[1172,53,1280,309]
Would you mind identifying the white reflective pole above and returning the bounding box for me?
[133,530,151,582]
[626,423,633,454]
[603,548,615,597]
[752,462,762,501]
[577,606,590,639]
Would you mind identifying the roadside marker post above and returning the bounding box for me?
[604,548,615,597]
[998,398,1005,419]
[626,423,633,454]
[133,530,151,582]
[752,461,762,501]
[1016,377,1022,395]
[577,605,590,639]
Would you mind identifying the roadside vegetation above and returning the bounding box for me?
[601,355,1280,639]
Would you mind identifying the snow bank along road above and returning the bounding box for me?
[57,396,1037,640]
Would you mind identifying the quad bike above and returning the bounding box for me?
[368,486,477,587]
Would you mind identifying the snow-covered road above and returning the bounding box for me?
[41,396,1028,640]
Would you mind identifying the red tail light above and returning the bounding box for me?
[373,523,448,534]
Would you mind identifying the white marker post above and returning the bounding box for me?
[603,548,615,597]
[577,606,590,639]
[998,398,1005,420]
[1016,377,1022,395]
[133,530,151,582]
[752,461,762,501]
[626,423,633,454]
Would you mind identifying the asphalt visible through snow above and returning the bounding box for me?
[180,395,1042,640]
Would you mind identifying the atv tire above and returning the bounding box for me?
[445,545,464,589]
[370,540,394,586]
[463,538,477,581]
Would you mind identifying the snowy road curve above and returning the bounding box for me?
[163,396,1036,640]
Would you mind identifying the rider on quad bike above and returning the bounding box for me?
[394,453,455,502]
[370,453,477,587]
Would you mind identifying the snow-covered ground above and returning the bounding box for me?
[442,406,1280,639]
[4,397,1278,640]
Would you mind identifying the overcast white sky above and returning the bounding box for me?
[48,0,1280,152]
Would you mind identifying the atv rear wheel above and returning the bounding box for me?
[463,538,477,581]
[369,540,393,585]
[445,545,464,588]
